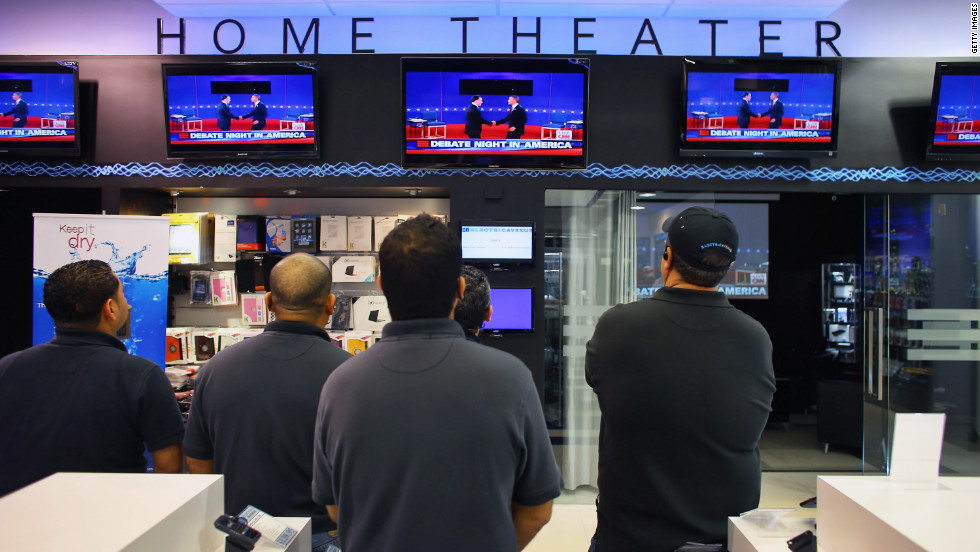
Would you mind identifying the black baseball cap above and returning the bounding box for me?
[662,207,738,271]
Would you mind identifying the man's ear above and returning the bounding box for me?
[485,304,493,323]
[264,292,274,313]
[326,293,336,316]
[376,274,383,293]
[457,276,466,300]
[102,297,117,323]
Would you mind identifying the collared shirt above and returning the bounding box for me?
[0,328,184,497]
[184,320,351,533]
[313,317,561,552]
[586,286,775,551]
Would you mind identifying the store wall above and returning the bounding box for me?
[2,53,978,396]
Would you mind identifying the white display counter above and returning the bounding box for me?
[817,475,980,552]
[0,472,312,552]
[0,472,224,551]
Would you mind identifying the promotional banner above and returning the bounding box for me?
[32,214,169,369]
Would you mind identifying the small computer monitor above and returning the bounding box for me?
[482,287,534,334]
[460,220,534,268]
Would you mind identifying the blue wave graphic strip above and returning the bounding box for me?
[1,161,979,182]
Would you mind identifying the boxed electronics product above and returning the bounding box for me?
[347,216,372,251]
[352,295,391,332]
[192,328,220,361]
[237,215,266,251]
[217,327,247,351]
[343,331,375,356]
[241,293,267,326]
[373,216,397,251]
[329,295,352,330]
[291,215,319,253]
[327,331,345,349]
[319,215,347,251]
[332,255,377,283]
[164,213,214,264]
[265,217,291,254]
[210,270,238,305]
[236,252,281,293]
[165,327,192,364]
[214,214,237,262]
[189,271,211,304]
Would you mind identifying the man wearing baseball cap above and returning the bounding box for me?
[585,206,775,552]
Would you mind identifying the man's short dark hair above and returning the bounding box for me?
[671,251,732,288]
[379,214,461,321]
[43,260,119,328]
[269,253,332,313]
[221,95,230,101]
[510,95,519,102]
[471,95,481,102]
[455,265,490,334]
[742,92,751,98]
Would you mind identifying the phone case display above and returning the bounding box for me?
[192,328,219,361]
[189,271,211,304]
[266,217,291,253]
[217,328,246,351]
[352,295,391,331]
[332,255,377,282]
[343,331,376,356]
[347,216,372,251]
[327,331,345,349]
[373,216,397,251]
[291,216,319,253]
[214,214,237,262]
[210,270,238,306]
[319,216,347,251]
[166,327,192,364]
[241,293,267,326]
[329,295,353,330]
[822,263,860,363]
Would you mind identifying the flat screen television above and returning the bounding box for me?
[636,202,770,299]
[162,62,319,159]
[926,62,980,161]
[402,57,589,170]
[0,61,80,157]
[680,57,841,158]
[460,220,534,268]
[483,287,534,334]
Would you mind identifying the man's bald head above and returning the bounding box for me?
[269,253,332,317]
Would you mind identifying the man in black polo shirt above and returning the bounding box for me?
[184,253,351,552]
[454,264,492,342]
[313,214,561,552]
[0,260,184,497]
[585,207,775,551]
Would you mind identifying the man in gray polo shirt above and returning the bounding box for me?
[313,214,561,552]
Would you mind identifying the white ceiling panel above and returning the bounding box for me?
[152,0,851,18]
[664,0,850,19]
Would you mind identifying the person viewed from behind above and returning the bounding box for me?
[184,253,351,552]
[453,264,492,342]
[313,214,561,552]
[585,206,776,551]
[0,260,184,497]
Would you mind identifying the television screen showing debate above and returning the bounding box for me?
[402,57,588,169]
[0,62,79,156]
[163,63,318,159]
[681,59,840,158]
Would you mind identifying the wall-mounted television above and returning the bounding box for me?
[483,287,534,334]
[926,62,980,161]
[162,62,319,159]
[402,57,589,170]
[680,58,841,159]
[0,61,80,157]
[636,202,770,299]
[460,220,534,268]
